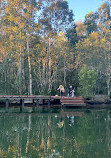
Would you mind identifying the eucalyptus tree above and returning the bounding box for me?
[0,0,23,94]
[38,0,74,93]
[55,32,74,88]
[97,2,111,95]
[84,11,98,35]
[75,20,87,43]
[1,0,43,95]
[39,0,74,33]
[98,3,111,25]
[22,0,42,95]
[66,24,78,47]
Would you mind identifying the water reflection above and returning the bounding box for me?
[0,109,111,157]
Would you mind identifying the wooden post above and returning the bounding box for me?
[43,99,45,105]
[48,99,51,108]
[20,99,22,105]
[32,99,35,112]
[22,99,24,112]
[5,99,9,112]
[36,99,39,111]
[33,99,34,104]
[20,99,24,112]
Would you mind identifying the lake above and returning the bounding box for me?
[0,107,111,158]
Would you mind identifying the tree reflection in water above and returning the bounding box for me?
[0,109,111,158]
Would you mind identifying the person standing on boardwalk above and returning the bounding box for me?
[58,85,65,97]
[68,85,75,97]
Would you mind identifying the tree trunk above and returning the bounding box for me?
[107,76,110,96]
[64,58,66,88]
[26,32,32,95]
[42,58,46,85]
[19,29,22,95]
[48,38,52,93]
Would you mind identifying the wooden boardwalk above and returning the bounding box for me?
[0,95,60,99]
[0,95,86,112]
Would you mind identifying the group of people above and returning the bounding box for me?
[57,85,75,97]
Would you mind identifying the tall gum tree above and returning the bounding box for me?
[38,0,74,93]
[1,0,25,94]
[84,11,98,35]
[1,0,42,95]
[19,0,42,95]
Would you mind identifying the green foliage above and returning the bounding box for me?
[39,0,74,33]
[66,24,78,47]
[78,67,97,97]
[84,11,98,34]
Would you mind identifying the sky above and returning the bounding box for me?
[67,0,103,22]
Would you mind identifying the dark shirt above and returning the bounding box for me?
[68,88,73,96]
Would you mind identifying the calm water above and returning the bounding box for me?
[0,108,111,158]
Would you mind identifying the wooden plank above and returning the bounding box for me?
[61,103,85,105]
[51,96,61,99]
[61,102,85,104]
[0,95,51,99]
[61,96,83,100]
[5,99,9,112]
[61,100,84,102]
[61,97,83,99]
[62,103,85,105]
[63,104,86,106]
[61,100,85,103]
[60,96,86,106]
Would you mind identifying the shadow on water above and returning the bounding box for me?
[0,105,111,157]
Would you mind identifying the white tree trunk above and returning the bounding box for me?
[19,30,22,95]
[26,32,32,95]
